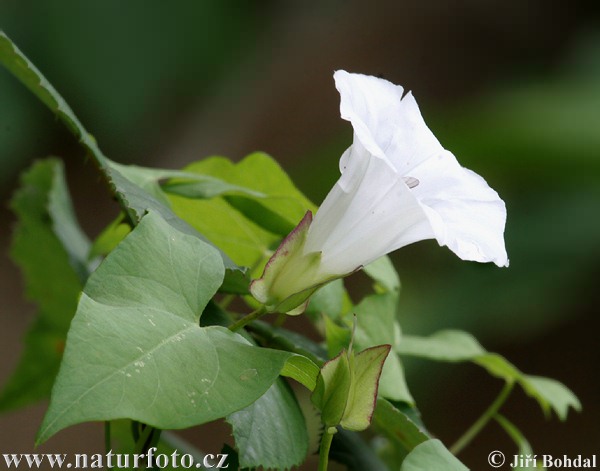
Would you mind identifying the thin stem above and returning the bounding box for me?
[161,431,206,463]
[273,313,287,328]
[134,425,153,456]
[104,421,111,453]
[0,32,137,226]
[228,306,267,332]
[450,382,514,455]
[318,427,336,471]
[245,320,324,365]
[134,424,161,458]
[219,294,235,310]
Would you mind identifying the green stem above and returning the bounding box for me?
[318,427,336,471]
[219,294,235,310]
[228,306,267,332]
[245,320,325,365]
[0,33,107,169]
[160,431,206,463]
[450,382,514,455]
[0,32,136,226]
[104,421,111,453]
[134,423,162,459]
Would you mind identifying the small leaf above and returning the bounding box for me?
[0,160,83,411]
[89,216,131,259]
[110,161,263,203]
[329,428,390,471]
[312,345,390,432]
[398,330,581,420]
[0,32,99,159]
[354,294,412,403]
[162,179,263,200]
[227,379,308,470]
[399,439,468,471]
[47,160,95,281]
[495,415,534,461]
[520,375,582,421]
[354,294,401,348]
[363,256,400,293]
[371,399,430,454]
[324,315,352,358]
[495,415,547,469]
[280,355,320,391]
[398,330,485,361]
[248,321,328,366]
[306,278,349,321]
[377,353,413,405]
[37,212,292,444]
[340,345,391,431]
[168,181,277,274]
[181,153,316,236]
[312,351,352,427]
[107,166,249,293]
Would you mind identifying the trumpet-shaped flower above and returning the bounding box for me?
[251,70,508,314]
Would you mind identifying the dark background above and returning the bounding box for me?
[1,1,599,469]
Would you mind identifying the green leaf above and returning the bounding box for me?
[354,295,401,349]
[494,415,539,470]
[109,421,203,471]
[47,160,95,281]
[248,321,328,366]
[108,166,249,293]
[168,181,277,275]
[519,375,581,421]
[0,160,83,411]
[167,153,316,295]
[329,428,390,471]
[89,216,131,259]
[280,355,320,391]
[0,32,102,163]
[341,345,391,431]
[371,399,430,454]
[324,316,352,358]
[306,278,349,321]
[181,153,316,236]
[398,330,485,361]
[312,350,352,427]
[0,31,248,293]
[377,353,413,405]
[227,379,308,470]
[110,161,263,204]
[37,211,292,444]
[354,294,412,403]
[312,345,390,432]
[399,439,468,471]
[363,256,400,293]
[398,330,581,420]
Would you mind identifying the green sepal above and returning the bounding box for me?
[250,211,339,314]
[341,345,391,431]
[311,345,390,431]
[312,350,352,427]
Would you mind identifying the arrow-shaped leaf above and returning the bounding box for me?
[37,211,292,444]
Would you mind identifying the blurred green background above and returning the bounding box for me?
[1,1,599,469]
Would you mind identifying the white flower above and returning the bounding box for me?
[251,70,508,314]
[306,70,508,273]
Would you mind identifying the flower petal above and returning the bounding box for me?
[334,70,444,174]
[305,141,435,276]
[411,150,509,267]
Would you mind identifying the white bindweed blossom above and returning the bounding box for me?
[251,70,508,314]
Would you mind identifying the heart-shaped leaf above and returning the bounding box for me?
[37,211,292,444]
